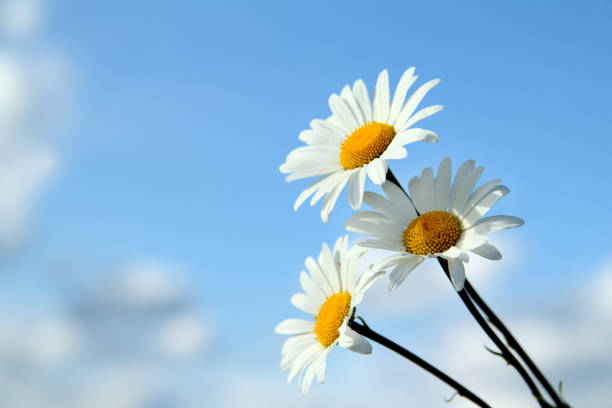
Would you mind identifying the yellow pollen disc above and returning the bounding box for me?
[314,292,352,347]
[339,122,396,170]
[403,211,462,256]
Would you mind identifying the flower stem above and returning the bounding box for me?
[464,280,569,407]
[349,319,492,408]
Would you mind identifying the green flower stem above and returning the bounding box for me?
[349,319,492,408]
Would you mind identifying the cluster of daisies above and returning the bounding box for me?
[276,68,524,395]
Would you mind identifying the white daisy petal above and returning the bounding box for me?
[380,145,407,160]
[439,246,466,260]
[435,157,452,210]
[412,167,435,213]
[282,340,318,371]
[373,69,390,123]
[315,348,330,383]
[363,191,407,224]
[389,67,417,125]
[293,175,329,211]
[329,94,359,131]
[309,171,349,207]
[394,78,441,130]
[310,118,345,144]
[462,185,510,227]
[333,235,348,266]
[469,215,525,235]
[345,212,404,240]
[300,270,326,304]
[371,254,407,272]
[408,176,423,212]
[287,342,322,384]
[448,160,475,214]
[447,258,466,291]
[338,324,372,354]
[305,256,333,297]
[291,293,320,315]
[318,243,341,293]
[471,241,502,260]
[282,333,317,358]
[320,174,350,223]
[460,178,502,216]
[300,360,319,395]
[355,237,406,252]
[399,104,445,132]
[340,85,365,125]
[298,129,333,146]
[381,181,417,220]
[450,165,484,215]
[456,228,487,251]
[354,267,385,296]
[352,79,372,123]
[347,168,366,210]
[365,157,388,185]
[388,257,424,291]
[391,128,438,147]
[275,319,315,335]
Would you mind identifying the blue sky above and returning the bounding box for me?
[1,0,611,406]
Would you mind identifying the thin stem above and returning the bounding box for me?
[349,320,491,408]
[464,280,569,407]
[437,258,553,408]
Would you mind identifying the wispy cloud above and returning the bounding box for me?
[0,259,212,408]
[0,0,70,252]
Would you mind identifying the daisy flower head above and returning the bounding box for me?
[345,158,524,292]
[280,68,443,223]
[275,235,384,394]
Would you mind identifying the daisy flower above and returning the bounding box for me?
[280,68,443,223]
[275,235,384,394]
[345,158,524,291]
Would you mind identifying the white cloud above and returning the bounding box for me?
[0,0,70,252]
[88,260,187,309]
[0,0,42,38]
[158,313,211,358]
[0,315,80,367]
[0,259,213,408]
[72,260,211,360]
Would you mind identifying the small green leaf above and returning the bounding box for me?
[484,344,510,365]
[444,391,458,403]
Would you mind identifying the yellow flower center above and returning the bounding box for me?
[339,122,396,169]
[314,292,352,347]
[403,211,462,256]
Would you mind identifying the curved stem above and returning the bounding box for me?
[349,320,491,408]
[437,258,552,408]
[464,280,569,407]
